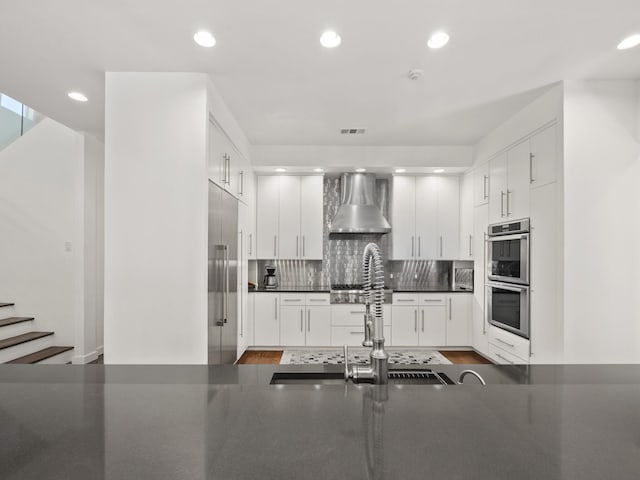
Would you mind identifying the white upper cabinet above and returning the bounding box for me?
[256,176,280,258]
[506,140,531,221]
[391,176,416,259]
[392,176,460,260]
[459,171,474,260]
[529,125,557,188]
[473,162,490,206]
[489,152,508,224]
[436,176,460,259]
[256,175,324,260]
[300,176,324,259]
[208,119,245,197]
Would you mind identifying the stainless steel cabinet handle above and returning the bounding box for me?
[350,331,365,335]
[273,236,277,258]
[411,236,415,257]
[495,337,515,348]
[529,152,535,183]
[449,298,452,320]
[307,309,311,332]
[414,309,417,332]
[296,236,299,257]
[239,170,244,195]
[506,190,511,216]
[226,154,231,185]
[421,310,424,332]
[350,310,366,314]
[483,175,488,199]
[308,299,326,302]
[396,299,415,303]
[418,236,421,257]
[284,299,302,302]
[423,299,442,303]
[469,235,473,257]
[239,233,243,337]
[248,233,252,256]
[439,236,443,257]
[220,154,226,184]
[300,309,303,332]
[500,191,505,217]
[302,236,306,257]
[274,298,278,320]
[495,352,515,365]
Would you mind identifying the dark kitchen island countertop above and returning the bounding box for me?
[249,285,331,292]
[1,363,639,479]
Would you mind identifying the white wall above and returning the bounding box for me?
[104,72,209,364]
[563,80,640,363]
[0,118,84,349]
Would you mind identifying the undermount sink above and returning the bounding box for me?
[270,370,455,386]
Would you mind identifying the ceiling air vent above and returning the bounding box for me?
[340,128,366,135]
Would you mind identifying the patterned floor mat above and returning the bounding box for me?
[280,348,452,365]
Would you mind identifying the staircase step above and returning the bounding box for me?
[0,303,15,308]
[0,332,53,351]
[7,346,73,364]
[0,317,34,328]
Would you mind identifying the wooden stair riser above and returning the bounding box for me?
[0,320,33,341]
[0,336,52,364]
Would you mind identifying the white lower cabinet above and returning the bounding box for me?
[446,295,471,346]
[306,306,331,346]
[280,306,306,346]
[420,305,447,346]
[488,325,530,364]
[331,325,393,347]
[330,304,392,347]
[390,307,420,346]
[279,294,331,346]
[253,293,280,346]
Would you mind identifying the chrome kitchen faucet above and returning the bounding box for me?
[344,242,389,384]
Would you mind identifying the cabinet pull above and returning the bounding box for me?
[220,154,227,184]
[226,155,231,185]
[469,235,473,257]
[350,310,366,314]
[308,299,326,302]
[418,236,421,257]
[414,309,417,332]
[500,191,505,217]
[411,236,415,257]
[302,236,306,257]
[296,236,299,257]
[396,299,415,303]
[423,299,442,303]
[350,331,365,335]
[248,233,252,256]
[449,298,452,320]
[529,152,535,184]
[439,236,443,257]
[506,190,512,216]
[307,309,311,332]
[273,236,277,258]
[274,298,278,320]
[238,171,244,195]
[421,310,424,332]
[483,175,489,199]
[495,337,515,348]
[495,352,515,365]
[300,309,303,332]
[284,299,302,302]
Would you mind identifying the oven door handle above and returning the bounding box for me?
[486,281,529,293]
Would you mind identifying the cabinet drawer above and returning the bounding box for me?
[331,305,391,326]
[489,326,530,360]
[419,294,446,305]
[392,293,419,305]
[280,293,305,305]
[331,325,392,347]
[488,343,528,365]
[306,293,330,305]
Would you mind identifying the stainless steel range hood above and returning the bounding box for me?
[330,173,391,234]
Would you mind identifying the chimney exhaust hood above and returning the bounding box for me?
[329,173,391,234]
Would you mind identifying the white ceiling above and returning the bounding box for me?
[0,0,639,146]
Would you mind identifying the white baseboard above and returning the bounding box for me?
[72,350,99,364]
[96,345,104,355]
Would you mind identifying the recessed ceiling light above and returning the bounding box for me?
[320,30,342,48]
[617,34,640,50]
[275,168,287,173]
[313,168,324,173]
[193,31,216,48]
[427,31,450,49]
[434,168,445,173]
[355,168,366,173]
[68,92,88,102]
[395,168,406,173]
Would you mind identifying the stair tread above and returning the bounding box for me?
[0,303,15,308]
[0,317,34,327]
[0,331,54,350]
[7,346,73,364]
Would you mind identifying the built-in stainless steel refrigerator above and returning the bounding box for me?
[208,180,238,364]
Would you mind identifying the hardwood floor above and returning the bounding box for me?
[237,350,491,365]
[237,350,283,364]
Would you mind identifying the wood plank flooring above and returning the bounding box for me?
[237,350,491,365]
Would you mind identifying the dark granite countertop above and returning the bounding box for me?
[393,288,474,293]
[249,285,331,293]
[1,364,640,479]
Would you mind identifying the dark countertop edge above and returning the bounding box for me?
[249,288,473,293]
[393,289,474,293]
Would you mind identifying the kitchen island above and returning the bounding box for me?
[1,364,639,479]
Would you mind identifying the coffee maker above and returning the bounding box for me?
[263,265,277,289]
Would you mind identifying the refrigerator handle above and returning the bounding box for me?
[224,244,229,324]
[214,245,227,326]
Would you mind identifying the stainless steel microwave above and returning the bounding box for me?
[486,281,530,339]
[487,219,530,285]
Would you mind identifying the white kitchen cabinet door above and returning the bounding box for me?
[237,203,249,357]
[437,176,460,259]
[419,306,446,346]
[246,293,255,346]
[506,140,531,221]
[414,176,438,259]
[300,175,324,260]
[459,172,474,260]
[391,307,419,346]
[391,176,416,259]
[472,204,489,355]
[253,293,280,345]
[256,176,280,259]
[446,295,471,346]
[488,152,508,224]
[530,125,557,189]
[306,306,331,346]
[208,120,226,189]
[245,170,257,259]
[473,162,490,206]
[331,325,392,347]
[234,151,249,201]
[280,305,306,346]
[278,176,302,259]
